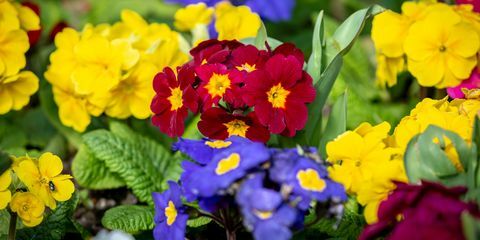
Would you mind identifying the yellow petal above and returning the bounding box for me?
[39,152,63,178]
[326,131,364,162]
[446,22,480,58]
[14,159,40,186]
[447,54,477,80]
[408,54,445,86]
[14,3,40,31]
[372,11,409,57]
[363,201,381,224]
[0,170,12,190]
[51,177,74,201]
[0,190,11,209]
[0,88,13,114]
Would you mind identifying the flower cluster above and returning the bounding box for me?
[360,181,480,240]
[45,9,189,132]
[371,1,480,88]
[152,137,346,240]
[327,96,480,224]
[173,2,261,45]
[168,0,295,22]
[151,39,316,141]
[0,0,40,115]
[1,152,75,227]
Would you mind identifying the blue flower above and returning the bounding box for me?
[152,181,189,240]
[174,137,251,165]
[236,174,298,240]
[270,148,347,210]
[182,137,270,198]
[166,0,295,22]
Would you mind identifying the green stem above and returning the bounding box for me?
[8,212,17,240]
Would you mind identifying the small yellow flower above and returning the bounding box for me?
[10,192,45,227]
[0,170,12,209]
[174,3,214,31]
[214,2,261,40]
[0,71,39,114]
[13,153,75,209]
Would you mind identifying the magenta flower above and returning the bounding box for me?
[456,0,480,12]
[447,69,480,99]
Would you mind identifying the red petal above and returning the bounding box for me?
[265,55,302,88]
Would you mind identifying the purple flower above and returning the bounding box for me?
[236,174,298,240]
[166,0,295,22]
[447,69,480,99]
[270,148,347,210]
[360,181,480,240]
[152,181,189,240]
[181,137,270,198]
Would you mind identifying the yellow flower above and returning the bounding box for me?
[214,2,261,40]
[10,192,45,227]
[0,1,20,31]
[0,71,39,114]
[174,3,214,31]
[404,6,480,88]
[13,2,40,31]
[0,23,29,76]
[13,153,75,209]
[375,53,405,88]
[144,38,189,71]
[106,63,157,119]
[0,170,12,210]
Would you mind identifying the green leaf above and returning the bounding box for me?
[16,192,79,240]
[254,21,268,50]
[462,212,480,240]
[318,92,347,158]
[0,151,11,176]
[187,217,212,228]
[241,37,283,49]
[72,144,126,190]
[83,123,181,204]
[101,205,154,234]
[307,11,325,83]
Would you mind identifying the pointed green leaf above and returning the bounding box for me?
[463,212,480,240]
[307,11,325,83]
[254,21,268,50]
[102,205,155,234]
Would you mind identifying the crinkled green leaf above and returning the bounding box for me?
[72,144,125,190]
[101,205,154,234]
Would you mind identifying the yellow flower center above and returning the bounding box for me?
[296,168,326,192]
[236,63,256,73]
[223,119,249,137]
[165,201,178,226]
[205,73,231,98]
[205,140,232,149]
[215,153,241,175]
[168,87,183,111]
[439,45,447,53]
[254,210,273,220]
[267,84,290,109]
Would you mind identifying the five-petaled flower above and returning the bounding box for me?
[10,192,45,227]
[153,181,188,240]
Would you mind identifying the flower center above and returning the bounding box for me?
[215,153,241,175]
[439,45,447,52]
[296,168,326,192]
[254,210,273,220]
[223,119,249,137]
[164,201,178,226]
[236,63,256,73]
[205,73,231,98]
[167,87,183,111]
[267,84,290,109]
[205,140,232,149]
[22,204,29,212]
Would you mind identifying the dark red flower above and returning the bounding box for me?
[231,45,269,74]
[242,54,316,136]
[360,181,480,240]
[195,63,244,110]
[198,107,270,142]
[49,21,69,42]
[272,43,305,65]
[151,65,198,137]
[22,2,41,46]
[189,39,244,66]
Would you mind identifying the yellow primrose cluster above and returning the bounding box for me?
[0,0,40,114]
[174,2,261,45]
[372,0,480,88]
[0,152,75,227]
[326,97,480,224]
[45,10,189,132]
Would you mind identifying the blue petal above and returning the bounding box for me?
[246,0,295,22]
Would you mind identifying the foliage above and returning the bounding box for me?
[101,205,155,234]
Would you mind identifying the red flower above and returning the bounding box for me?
[195,63,243,110]
[231,45,269,74]
[198,107,270,142]
[272,43,305,65]
[151,66,198,137]
[22,2,41,46]
[243,54,316,136]
[189,39,244,66]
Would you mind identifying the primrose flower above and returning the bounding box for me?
[237,174,299,240]
[152,181,188,240]
[20,2,41,45]
[10,192,45,227]
[230,44,268,75]
[243,53,316,136]
[0,71,39,115]
[13,153,75,209]
[214,2,261,40]
[197,107,270,142]
[404,5,480,88]
[182,137,270,197]
[447,68,480,98]
[174,3,214,31]
[0,170,11,209]
[151,65,198,137]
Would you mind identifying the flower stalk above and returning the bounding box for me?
[8,211,17,240]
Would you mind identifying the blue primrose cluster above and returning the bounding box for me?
[152,137,347,240]
[166,0,295,22]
